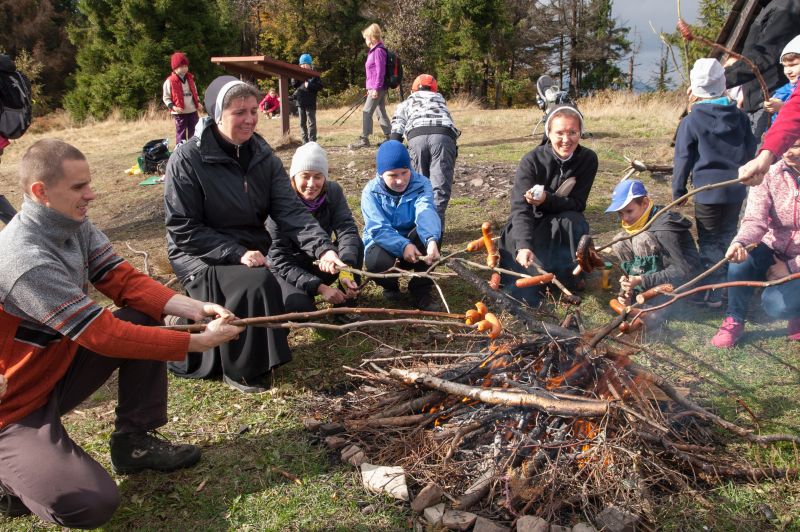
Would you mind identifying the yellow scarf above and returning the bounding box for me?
[621,199,654,235]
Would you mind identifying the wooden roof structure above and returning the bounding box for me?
[210,55,322,136]
[711,0,763,59]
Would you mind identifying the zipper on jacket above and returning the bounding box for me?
[243,175,249,194]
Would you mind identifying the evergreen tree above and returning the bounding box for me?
[0,0,78,110]
[64,0,239,120]
[668,0,735,82]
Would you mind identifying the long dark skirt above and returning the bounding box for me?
[168,265,291,381]
[497,211,589,305]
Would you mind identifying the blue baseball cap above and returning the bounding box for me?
[606,180,648,212]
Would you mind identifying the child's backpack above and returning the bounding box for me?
[141,139,170,174]
[0,54,33,140]
[381,46,403,90]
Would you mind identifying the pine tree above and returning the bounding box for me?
[64,0,240,120]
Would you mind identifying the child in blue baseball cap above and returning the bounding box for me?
[606,180,702,309]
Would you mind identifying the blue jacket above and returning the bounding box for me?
[361,171,441,257]
[770,81,797,124]
[672,100,756,205]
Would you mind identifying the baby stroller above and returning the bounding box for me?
[533,75,587,142]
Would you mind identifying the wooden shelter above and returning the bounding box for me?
[210,55,321,136]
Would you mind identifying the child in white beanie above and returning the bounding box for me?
[672,57,757,307]
[764,34,800,125]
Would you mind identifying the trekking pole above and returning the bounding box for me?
[332,94,367,126]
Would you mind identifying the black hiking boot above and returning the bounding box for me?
[109,430,201,475]
[382,288,403,305]
[222,373,272,394]
[413,289,442,312]
[0,486,31,518]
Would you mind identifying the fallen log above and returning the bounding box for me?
[345,414,433,430]
[388,368,609,417]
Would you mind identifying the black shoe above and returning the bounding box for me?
[414,291,442,312]
[223,373,271,394]
[382,289,403,304]
[706,290,724,309]
[109,430,201,475]
[0,486,31,518]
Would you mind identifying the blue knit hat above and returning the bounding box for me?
[376,140,411,175]
[299,53,313,65]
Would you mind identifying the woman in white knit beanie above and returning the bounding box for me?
[267,142,364,313]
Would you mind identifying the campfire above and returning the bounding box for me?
[300,278,800,530]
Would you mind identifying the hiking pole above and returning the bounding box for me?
[336,94,367,126]
[332,94,367,126]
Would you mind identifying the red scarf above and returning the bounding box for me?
[168,71,199,110]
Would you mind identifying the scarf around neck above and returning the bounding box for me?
[621,199,655,235]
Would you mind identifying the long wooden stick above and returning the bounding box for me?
[672,243,757,293]
[256,318,475,332]
[388,368,609,417]
[161,306,468,331]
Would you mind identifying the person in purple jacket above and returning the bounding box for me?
[349,23,392,149]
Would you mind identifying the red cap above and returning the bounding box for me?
[412,74,437,93]
[171,52,189,70]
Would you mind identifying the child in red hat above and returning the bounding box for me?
[162,52,203,145]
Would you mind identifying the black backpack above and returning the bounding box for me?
[0,54,33,140]
[141,139,170,174]
[380,45,403,90]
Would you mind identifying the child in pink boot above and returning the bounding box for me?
[711,139,800,348]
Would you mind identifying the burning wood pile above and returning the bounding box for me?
[305,303,800,530]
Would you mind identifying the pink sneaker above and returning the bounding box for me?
[711,316,745,348]
[789,318,800,341]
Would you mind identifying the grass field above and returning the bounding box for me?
[0,91,798,531]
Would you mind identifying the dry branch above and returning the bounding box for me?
[388,368,609,417]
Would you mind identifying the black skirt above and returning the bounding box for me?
[168,265,292,381]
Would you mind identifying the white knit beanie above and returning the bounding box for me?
[544,105,584,136]
[781,35,800,62]
[290,142,328,179]
[690,58,726,98]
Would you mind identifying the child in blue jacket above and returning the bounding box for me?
[673,58,757,307]
[764,35,800,126]
[362,141,442,310]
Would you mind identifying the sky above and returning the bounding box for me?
[612,0,701,87]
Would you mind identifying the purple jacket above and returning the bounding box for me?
[365,43,386,90]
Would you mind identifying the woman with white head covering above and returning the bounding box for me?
[164,76,347,393]
[496,105,598,306]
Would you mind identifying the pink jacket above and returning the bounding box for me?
[761,83,800,157]
[365,43,386,91]
[734,159,800,272]
[259,94,280,114]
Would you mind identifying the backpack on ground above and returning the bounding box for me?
[0,54,33,140]
[380,45,403,91]
[141,139,170,174]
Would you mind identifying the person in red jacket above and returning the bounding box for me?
[0,139,242,526]
[162,52,204,145]
[739,84,800,185]
[259,87,281,119]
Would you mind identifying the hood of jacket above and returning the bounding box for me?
[689,102,747,139]
[648,206,694,233]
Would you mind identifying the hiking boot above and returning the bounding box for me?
[711,316,745,349]
[109,431,201,475]
[348,136,370,150]
[223,373,272,394]
[413,290,442,312]
[382,288,403,304]
[0,486,31,518]
[789,318,800,341]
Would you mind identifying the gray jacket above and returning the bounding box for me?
[164,118,335,282]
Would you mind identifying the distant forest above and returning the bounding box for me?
[0,0,732,120]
